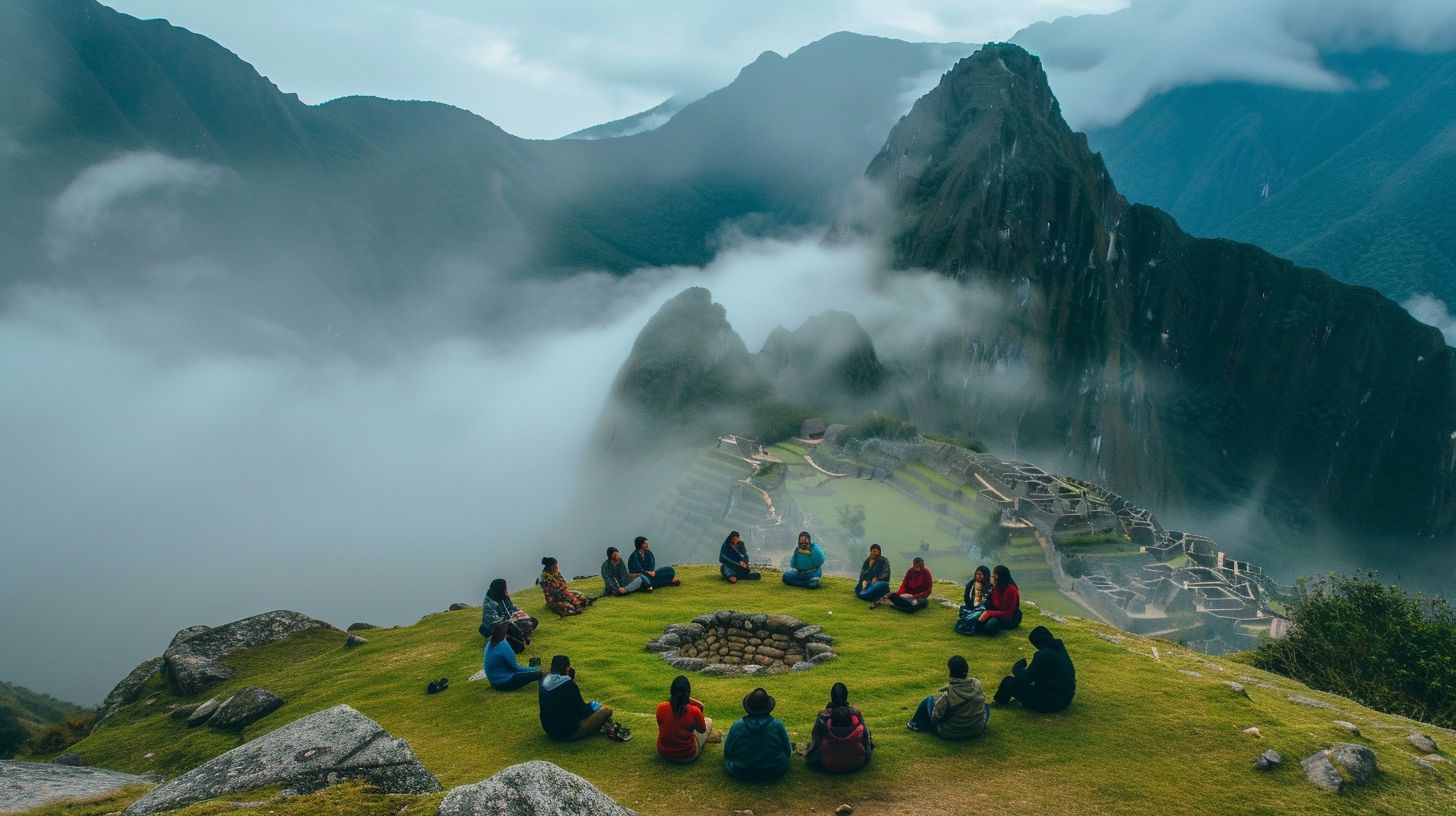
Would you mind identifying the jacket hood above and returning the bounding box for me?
[945,675,983,705]
[540,673,571,692]
[738,713,781,732]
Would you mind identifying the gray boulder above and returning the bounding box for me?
[792,625,823,639]
[1408,732,1438,753]
[207,687,285,731]
[346,623,380,632]
[667,657,706,672]
[448,603,471,612]
[0,761,157,814]
[97,657,164,723]
[122,704,439,816]
[764,615,805,634]
[345,634,369,648]
[806,642,834,657]
[1286,695,1337,711]
[1300,751,1345,792]
[438,761,635,816]
[169,626,213,649]
[186,697,222,726]
[51,753,80,766]
[810,651,838,664]
[1330,743,1378,785]
[1254,749,1281,771]
[164,611,335,696]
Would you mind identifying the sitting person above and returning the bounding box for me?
[655,675,713,763]
[907,655,989,740]
[805,682,873,774]
[781,531,825,588]
[719,531,762,583]
[538,655,627,741]
[479,578,538,653]
[484,621,541,691]
[994,626,1077,713]
[723,688,793,781]
[602,546,649,596]
[629,537,680,589]
[973,565,1023,635]
[854,545,891,603]
[881,557,933,611]
[539,557,592,618]
[954,565,993,635]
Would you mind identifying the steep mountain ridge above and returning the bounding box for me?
[856,44,1456,540]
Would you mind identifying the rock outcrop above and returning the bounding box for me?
[0,761,157,813]
[437,761,635,816]
[97,657,164,723]
[121,705,439,816]
[205,687,285,731]
[163,611,335,696]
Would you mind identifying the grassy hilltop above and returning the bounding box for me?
[29,566,1456,816]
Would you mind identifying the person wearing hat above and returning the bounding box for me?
[538,655,628,742]
[906,655,989,739]
[993,626,1077,713]
[723,688,793,781]
[782,531,825,588]
[805,682,874,773]
[655,675,713,762]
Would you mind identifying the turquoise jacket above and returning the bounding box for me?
[790,543,826,574]
[723,714,793,781]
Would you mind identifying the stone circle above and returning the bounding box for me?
[646,610,837,675]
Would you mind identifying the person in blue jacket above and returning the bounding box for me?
[782,531,825,588]
[719,530,762,583]
[723,688,793,781]
[484,621,540,691]
[628,537,680,589]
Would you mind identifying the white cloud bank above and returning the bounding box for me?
[1013,0,1456,130]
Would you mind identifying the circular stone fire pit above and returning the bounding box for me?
[646,610,838,676]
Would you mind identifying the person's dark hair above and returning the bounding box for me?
[830,705,852,728]
[869,544,881,555]
[723,531,741,547]
[948,655,969,678]
[670,675,691,719]
[798,531,811,544]
[486,578,507,601]
[828,682,849,708]
[634,536,648,550]
[973,565,991,584]
[549,655,570,675]
[993,564,1016,588]
[606,546,619,558]
[490,620,508,645]
[913,556,925,568]
[542,556,557,570]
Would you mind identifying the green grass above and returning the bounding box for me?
[38,566,1456,816]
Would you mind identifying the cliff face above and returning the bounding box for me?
[856,44,1456,538]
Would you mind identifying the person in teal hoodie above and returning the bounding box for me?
[723,688,793,781]
[782,531,825,588]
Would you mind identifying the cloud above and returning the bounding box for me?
[1013,0,1456,130]
[1404,294,1456,344]
[45,151,234,264]
[103,0,1120,139]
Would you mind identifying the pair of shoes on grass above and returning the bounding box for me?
[426,677,450,694]
[905,720,922,732]
[604,722,632,742]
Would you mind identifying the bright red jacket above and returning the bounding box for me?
[896,566,933,599]
[985,582,1020,619]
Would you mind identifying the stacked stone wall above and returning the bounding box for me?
[646,610,837,677]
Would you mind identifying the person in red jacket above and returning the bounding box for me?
[805,682,873,773]
[974,564,1022,634]
[656,675,713,762]
[880,557,933,612]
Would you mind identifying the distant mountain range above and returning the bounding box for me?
[1,0,970,339]
[1085,48,1456,311]
[603,45,1456,562]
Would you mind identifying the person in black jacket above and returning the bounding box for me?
[993,626,1076,713]
[719,531,761,583]
[538,655,622,741]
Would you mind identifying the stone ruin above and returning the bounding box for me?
[646,610,837,676]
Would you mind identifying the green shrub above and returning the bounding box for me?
[1253,572,1456,727]
[747,401,814,445]
[25,713,96,755]
[0,707,28,759]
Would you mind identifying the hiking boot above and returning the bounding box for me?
[905,720,922,732]
[746,572,762,581]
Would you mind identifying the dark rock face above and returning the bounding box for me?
[97,657,163,723]
[346,623,380,632]
[163,611,335,697]
[0,761,157,813]
[169,626,213,649]
[206,687,284,731]
[758,310,889,409]
[437,761,635,816]
[847,42,1456,541]
[121,704,439,816]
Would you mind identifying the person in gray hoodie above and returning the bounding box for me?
[906,655,989,739]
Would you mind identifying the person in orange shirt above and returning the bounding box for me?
[655,675,713,762]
